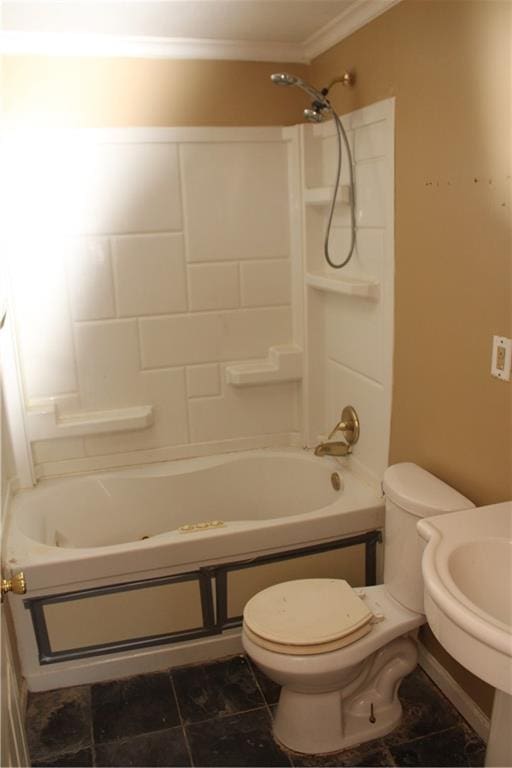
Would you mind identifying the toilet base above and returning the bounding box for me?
[273,688,402,755]
[271,636,418,755]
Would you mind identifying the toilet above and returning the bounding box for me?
[242,462,474,754]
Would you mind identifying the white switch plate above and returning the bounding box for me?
[491,335,512,381]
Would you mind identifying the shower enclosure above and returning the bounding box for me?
[3,100,394,486]
[1,98,395,688]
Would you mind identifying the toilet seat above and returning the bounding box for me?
[243,579,374,655]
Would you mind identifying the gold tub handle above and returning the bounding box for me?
[1,571,27,601]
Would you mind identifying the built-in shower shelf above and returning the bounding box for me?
[25,403,154,441]
[305,272,380,300]
[225,345,303,386]
[304,185,350,206]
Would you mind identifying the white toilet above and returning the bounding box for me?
[242,462,474,755]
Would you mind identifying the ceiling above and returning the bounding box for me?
[0,0,400,61]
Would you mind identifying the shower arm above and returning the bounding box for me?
[326,72,355,92]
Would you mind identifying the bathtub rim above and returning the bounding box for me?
[10,446,348,549]
[4,447,384,592]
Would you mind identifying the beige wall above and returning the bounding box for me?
[311,0,511,507]
[1,57,308,127]
[311,0,511,717]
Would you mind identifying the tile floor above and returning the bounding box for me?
[26,655,486,767]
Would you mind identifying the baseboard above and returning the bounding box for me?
[418,642,490,742]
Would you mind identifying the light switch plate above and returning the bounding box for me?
[491,335,512,381]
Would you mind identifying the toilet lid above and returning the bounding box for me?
[243,579,373,647]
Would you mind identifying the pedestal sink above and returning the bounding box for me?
[418,501,512,767]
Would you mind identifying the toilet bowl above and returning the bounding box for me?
[242,463,474,754]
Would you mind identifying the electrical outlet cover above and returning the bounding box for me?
[491,335,512,381]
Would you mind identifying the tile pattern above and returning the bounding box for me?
[8,131,296,470]
[26,685,92,764]
[172,656,264,724]
[32,748,94,767]
[26,657,486,768]
[186,709,290,767]
[91,672,180,743]
[94,728,189,768]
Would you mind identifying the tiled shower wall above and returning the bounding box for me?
[6,128,299,478]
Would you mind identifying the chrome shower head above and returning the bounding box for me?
[303,108,324,123]
[270,72,330,108]
[270,73,298,87]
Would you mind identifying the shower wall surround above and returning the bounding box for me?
[300,98,394,483]
[6,100,393,483]
[6,128,299,479]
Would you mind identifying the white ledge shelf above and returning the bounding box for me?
[26,403,154,441]
[304,185,350,206]
[306,272,380,300]
[226,345,303,387]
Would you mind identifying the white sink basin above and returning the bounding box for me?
[417,501,512,694]
[449,539,512,627]
[418,500,512,766]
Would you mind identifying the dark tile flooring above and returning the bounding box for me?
[26,655,486,768]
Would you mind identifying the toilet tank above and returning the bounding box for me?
[382,463,474,613]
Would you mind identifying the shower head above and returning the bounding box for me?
[303,108,324,123]
[270,72,330,108]
[270,73,298,87]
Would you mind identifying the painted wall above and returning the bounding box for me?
[310,0,511,717]
[311,0,511,507]
[2,57,308,127]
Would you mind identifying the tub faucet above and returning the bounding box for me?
[313,406,360,458]
[314,441,352,457]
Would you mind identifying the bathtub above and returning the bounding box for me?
[5,448,384,690]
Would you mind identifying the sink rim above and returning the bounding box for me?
[418,502,512,658]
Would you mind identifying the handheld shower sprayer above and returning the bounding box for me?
[270,72,330,111]
[270,71,354,123]
[303,108,324,123]
[270,71,356,269]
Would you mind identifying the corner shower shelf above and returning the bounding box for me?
[25,403,154,441]
[304,185,350,206]
[305,272,380,300]
[225,345,303,387]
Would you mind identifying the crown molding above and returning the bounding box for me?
[0,1,402,62]
[0,31,308,62]
[304,0,402,60]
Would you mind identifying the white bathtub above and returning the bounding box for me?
[6,448,384,690]
[7,448,383,590]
